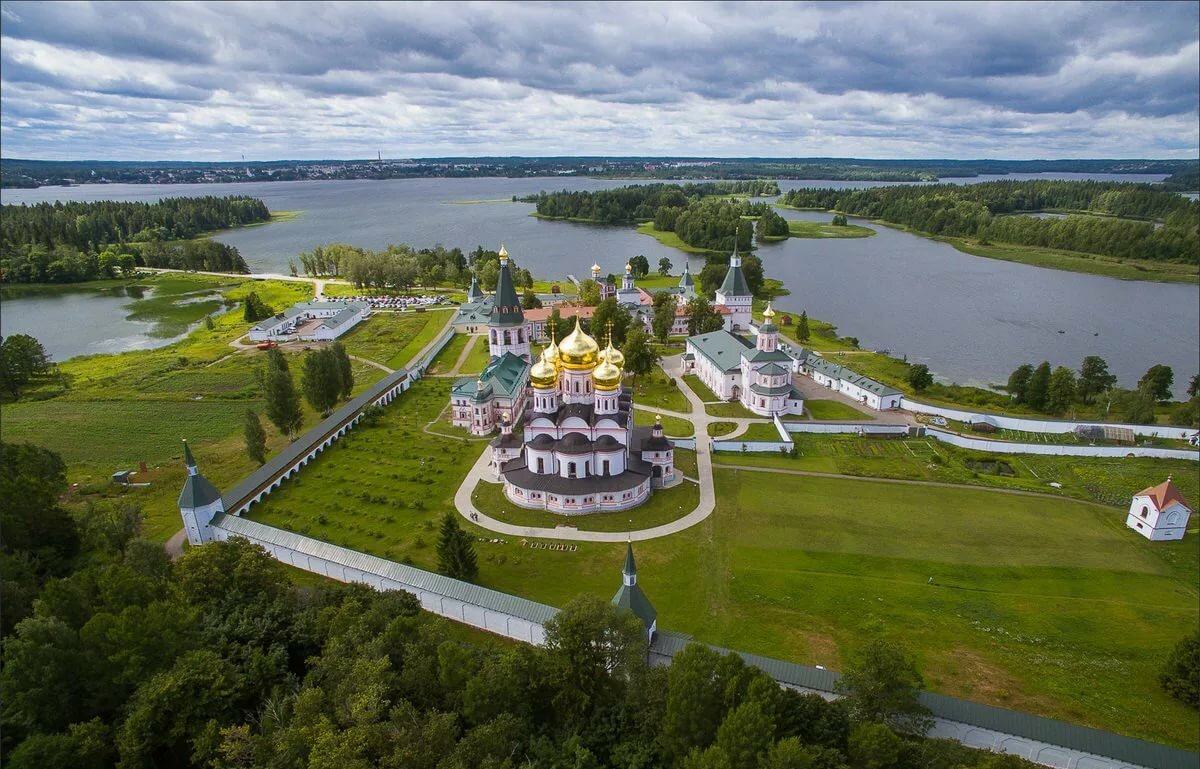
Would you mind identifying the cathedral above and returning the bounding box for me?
[490,317,675,514]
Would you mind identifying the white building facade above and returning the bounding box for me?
[1126,478,1192,541]
[248,300,370,342]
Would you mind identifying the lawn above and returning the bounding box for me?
[806,399,871,420]
[630,366,692,413]
[226,372,1198,748]
[339,309,450,370]
[734,421,784,441]
[459,335,491,375]
[425,333,470,375]
[634,274,684,290]
[673,448,698,479]
[705,401,759,419]
[634,408,695,438]
[708,421,738,437]
[784,219,875,239]
[682,374,720,402]
[471,478,700,532]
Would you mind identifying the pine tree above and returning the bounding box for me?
[263,348,302,438]
[301,349,342,416]
[242,409,267,465]
[797,311,810,342]
[437,512,478,582]
[1026,361,1052,411]
[330,342,354,399]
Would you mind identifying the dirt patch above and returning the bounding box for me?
[926,646,1053,713]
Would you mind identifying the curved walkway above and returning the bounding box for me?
[453,353,719,542]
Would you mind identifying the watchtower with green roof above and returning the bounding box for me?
[487,244,531,362]
[178,440,224,546]
[611,543,657,643]
[714,228,752,330]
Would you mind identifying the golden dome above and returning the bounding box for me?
[600,338,625,369]
[591,263,601,273]
[530,349,559,389]
[498,243,508,260]
[624,262,632,273]
[558,316,599,369]
[593,358,622,391]
[762,302,776,320]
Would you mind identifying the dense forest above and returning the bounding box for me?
[1,440,1047,769]
[0,197,266,282]
[778,181,1200,264]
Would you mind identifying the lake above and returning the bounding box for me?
[3,173,1196,396]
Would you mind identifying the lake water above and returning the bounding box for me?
[3,173,1196,396]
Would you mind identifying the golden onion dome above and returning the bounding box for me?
[601,339,625,369]
[593,358,622,391]
[543,337,561,367]
[558,316,599,369]
[762,301,776,320]
[530,350,559,389]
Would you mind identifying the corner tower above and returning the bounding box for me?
[714,229,753,330]
[611,543,657,643]
[177,440,224,546]
[487,244,531,361]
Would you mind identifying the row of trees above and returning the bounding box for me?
[779,180,1199,264]
[252,345,356,448]
[1005,357,1200,423]
[1,238,249,284]
[0,436,1047,767]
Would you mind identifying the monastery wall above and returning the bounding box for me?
[926,427,1199,461]
[904,399,1198,441]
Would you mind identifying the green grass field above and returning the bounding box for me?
[705,401,759,419]
[784,219,876,239]
[630,367,692,413]
[708,421,738,437]
[673,448,698,479]
[425,333,470,374]
[806,399,870,420]
[339,310,449,370]
[634,274,684,290]
[472,478,700,532]
[634,408,695,438]
[735,422,785,441]
[459,335,491,374]
[682,374,720,402]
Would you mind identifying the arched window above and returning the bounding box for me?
[1166,512,1181,525]
[1141,506,1149,519]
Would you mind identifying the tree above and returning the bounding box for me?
[906,364,933,392]
[241,292,273,322]
[578,278,602,306]
[591,298,632,347]
[713,699,775,769]
[203,315,215,331]
[651,291,677,343]
[301,349,341,416]
[832,214,848,226]
[1159,631,1199,708]
[686,295,724,336]
[242,410,267,466]
[835,638,931,734]
[1077,356,1117,403]
[621,327,659,386]
[522,290,543,310]
[1189,374,1200,399]
[1025,362,1051,410]
[1006,363,1034,403]
[658,257,673,276]
[262,348,302,438]
[797,311,810,342]
[1139,364,1174,401]
[629,255,650,278]
[1116,387,1157,424]
[330,342,354,399]
[436,512,478,582]
[0,334,52,398]
[1047,366,1077,414]
[846,723,902,769]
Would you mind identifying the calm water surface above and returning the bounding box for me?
[3,173,1195,396]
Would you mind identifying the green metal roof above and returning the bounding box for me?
[687,329,753,373]
[749,382,792,397]
[211,514,560,626]
[612,581,657,631]
[178,472,222,509]
[489,258,524,327]
[759,362,789,376]
[717,247,751,297]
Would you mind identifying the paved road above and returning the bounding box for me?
[453,353,720,542]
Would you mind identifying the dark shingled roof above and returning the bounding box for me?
[489,257,525,327]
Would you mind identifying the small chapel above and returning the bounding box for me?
[1126,477,1192,541]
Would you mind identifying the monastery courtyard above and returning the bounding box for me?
[235,305,1198,750]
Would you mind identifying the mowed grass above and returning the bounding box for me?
[472,478,700,532]
[634,408,695,438]
[682,374,720,402]
[339,310,449,370]
[705,401,759,419]
[460,335,491,374]
[735,421,785,441]
[629,367,692,413]
[784,219,875,239]
[806,399,871,420]
[426,333,470,374]
[708,421,738,437]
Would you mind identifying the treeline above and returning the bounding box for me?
[293,243,535,293]
[527,180,780,224]
[2,440,1052,768]
[0,196,264,283]
[779,181,1200,263]
[1162,168,1200,192]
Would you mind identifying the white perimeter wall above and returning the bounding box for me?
[904,399,1198,441]
[926,428,1199,461]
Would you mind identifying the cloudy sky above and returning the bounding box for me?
[1,1,1197,160]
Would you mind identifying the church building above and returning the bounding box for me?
[713,239,753,331]
[491,317,675,514]
[684,303,804,417]
[450,246,533,435]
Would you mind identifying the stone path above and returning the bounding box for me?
[453,353,720,542]
[165,529,186,560]
[448,334,479,375]
[350,354,393,374]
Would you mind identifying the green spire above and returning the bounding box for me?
[183,438,196,468]
[623,542,637,578]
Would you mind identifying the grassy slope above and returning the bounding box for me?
[425,333,470,375]
[339,310,449,370]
